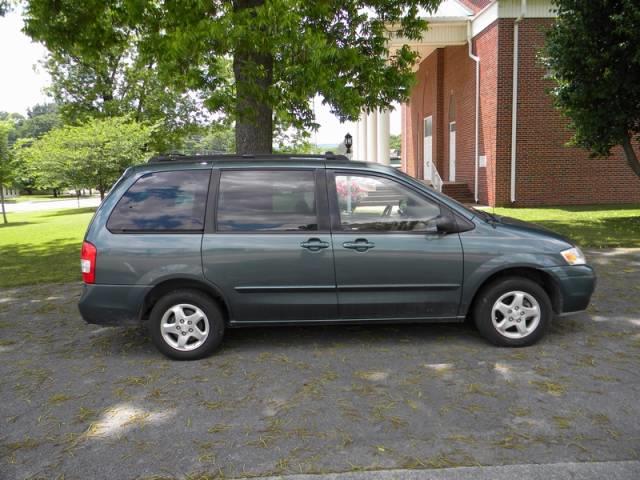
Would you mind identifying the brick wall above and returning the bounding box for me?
[494,18,516,205]
[475,22,500,205]
[403,49,442,180]
[403,16,640,207]
[441,45,476,188]
[404,23,500,205]
[497,18,640,206]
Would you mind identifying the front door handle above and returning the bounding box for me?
[343,238,375,252]
[301,238,330,252]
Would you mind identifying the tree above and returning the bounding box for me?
[544,0,640,177]
[40,51,208,152]
[182,123,236,155]
[2,104,63,193]
[0,121,17,224]
[23,0,441,154]
[12,103,62,143]
[390,134,401,155]
[17,117,155,200]
[0,0,11,16]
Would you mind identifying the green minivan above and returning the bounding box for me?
[79,153,596,359]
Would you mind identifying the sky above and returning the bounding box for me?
[0,10,400,145]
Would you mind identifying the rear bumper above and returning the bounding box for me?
[78,284,151,326]
[544,265,596,314]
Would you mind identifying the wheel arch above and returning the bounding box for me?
[140,278,232,324]
[465,266,562,317]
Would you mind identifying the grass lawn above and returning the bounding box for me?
[0,204,638,289]
[492,204,640,249]
[0,207,95,288]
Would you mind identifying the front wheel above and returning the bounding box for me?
[149,289,225,360]
[473,277,552,347]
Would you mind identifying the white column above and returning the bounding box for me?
[355,113,367,161]
[377,109,390,166]
[366,110,378,164]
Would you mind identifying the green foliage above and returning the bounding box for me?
[23,0,441,152]
[182,124,236,154]
[0,121,15,186]
[390,134,401,154]
[0,0,12,16]
[16,117,155,196]
[0,121,18,223]
[11,104,62,143]
[544,0,640,176]
[20,3,210,153]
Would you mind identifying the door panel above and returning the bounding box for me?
[332,234,463,318]
[329,171,463,320]
[202,234,337,321]
[201,168,337,323]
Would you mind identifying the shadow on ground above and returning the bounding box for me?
[0,239,82,288]
[1,249,639,479]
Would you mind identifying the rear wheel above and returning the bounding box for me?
[149,289,225,360]
[473,277,552,347]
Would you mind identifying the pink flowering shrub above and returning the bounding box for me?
[336,179,365,211]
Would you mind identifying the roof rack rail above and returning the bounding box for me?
[147,152,351,163]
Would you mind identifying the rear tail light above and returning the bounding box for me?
[80,241,97,284]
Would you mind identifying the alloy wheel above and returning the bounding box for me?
[491,291,541,339]
[160,303,210,351]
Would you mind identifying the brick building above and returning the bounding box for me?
[352,0,640,206]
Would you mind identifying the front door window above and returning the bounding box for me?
[335,174,441,232]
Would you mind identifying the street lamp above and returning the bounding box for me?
[344,133,353,155]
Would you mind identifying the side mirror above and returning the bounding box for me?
[434,214,459,234]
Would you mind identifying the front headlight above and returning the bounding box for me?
[561,247,586,265]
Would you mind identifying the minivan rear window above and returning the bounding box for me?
[216,170,317,232]
[107,170,210,232]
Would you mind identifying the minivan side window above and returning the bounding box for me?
[107,170,210,232]
[334,173,441,232]
[216,170,317,232]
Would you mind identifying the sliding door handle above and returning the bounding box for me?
[343,239,375,252]
[301,238,330,251]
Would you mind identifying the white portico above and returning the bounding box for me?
[352,0,475,170]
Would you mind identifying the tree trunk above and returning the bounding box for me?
[99,187,105,200]
[0,185,7,224]
[233,0,273,155]
[621,134,640,178]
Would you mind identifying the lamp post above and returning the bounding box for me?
[344,133,353,159]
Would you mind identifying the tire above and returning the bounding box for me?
[473,276,552,347]
[149,289,225,360]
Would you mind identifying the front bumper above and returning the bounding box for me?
[78,284,151,326]
[544,265,596,314]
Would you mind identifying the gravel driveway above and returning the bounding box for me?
[1,249,639,480]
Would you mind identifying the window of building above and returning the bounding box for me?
[107,170,210,232]
[334,174,441,232]
[216,170,317,232]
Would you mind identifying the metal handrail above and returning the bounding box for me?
[431,162,443,192]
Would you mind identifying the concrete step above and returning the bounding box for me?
[442,182,474,203]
